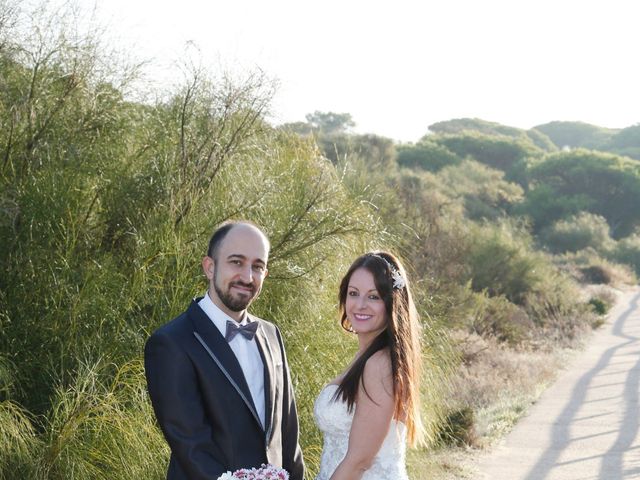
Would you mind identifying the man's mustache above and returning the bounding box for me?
[231,280,255,291]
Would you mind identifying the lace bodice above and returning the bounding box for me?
[313,384,409,480]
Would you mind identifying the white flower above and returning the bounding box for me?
[391,268,405,289]
[218,464,289,480]
[217,473,237,480]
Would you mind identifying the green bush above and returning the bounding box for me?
[539,212,613,254]
[435,407,477,447]
[466,220,543,305]
[581,265,613,284]
[466,292,533,346]
[397,140,461,172]
[610,234,640,275]
[588,298,607,315]
[433,132,541,174]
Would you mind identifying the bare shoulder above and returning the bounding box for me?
[365,348,391,373]
[362,348,393,396]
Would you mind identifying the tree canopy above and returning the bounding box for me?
[520,149,640,237]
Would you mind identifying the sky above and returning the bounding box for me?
[42,0,640,142]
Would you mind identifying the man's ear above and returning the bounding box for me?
[202,256,215,281]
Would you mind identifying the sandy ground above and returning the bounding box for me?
[475,286,640,480]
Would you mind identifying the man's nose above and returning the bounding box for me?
[239,265,253,283]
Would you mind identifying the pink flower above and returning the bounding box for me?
[217,464,289,480]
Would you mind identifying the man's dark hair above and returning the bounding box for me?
[206,220,269,261]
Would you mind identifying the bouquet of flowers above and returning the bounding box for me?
[217,463,289,480]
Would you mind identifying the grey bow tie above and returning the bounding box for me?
[225,320,258,342]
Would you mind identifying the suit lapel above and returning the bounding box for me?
[253,316,276,441]
[188,300,262,429]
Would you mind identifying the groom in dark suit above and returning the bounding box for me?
[145,221,304,480]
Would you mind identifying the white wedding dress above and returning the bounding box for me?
[313,384,409,480]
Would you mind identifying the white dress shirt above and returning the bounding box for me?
[198,293,266,428]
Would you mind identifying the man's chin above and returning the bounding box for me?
[225,294,254,312]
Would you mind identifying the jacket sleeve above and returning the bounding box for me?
[144,331,226,480]
[275,327,305,480]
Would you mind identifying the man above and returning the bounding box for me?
[145,221,304,480]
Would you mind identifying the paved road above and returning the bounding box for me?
[477,287,640,480]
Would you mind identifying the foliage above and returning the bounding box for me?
[609,234,640,275]
[465,220,543,305]
[533,121,618,149]
[525,128,558,152]
[539,212,614,254]
[436,160,524,221]
[520,149,640,237]
[304,111,355,135]
[435,407,477,447]
[431,131,542,176]
[554,249,637,287]
[588,297,607,315]
[396,140,461,172]
[606,124,640,160]
[427,118,557,153]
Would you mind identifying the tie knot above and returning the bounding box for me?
[225,320,258,342]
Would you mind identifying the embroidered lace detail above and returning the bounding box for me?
[313,384,409,480]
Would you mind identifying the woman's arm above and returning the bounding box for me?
[330,349,395,480]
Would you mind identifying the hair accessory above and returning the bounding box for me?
[370,254,405,290]
[391,268,406,290]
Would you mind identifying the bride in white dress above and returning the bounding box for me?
[314,252,425,480]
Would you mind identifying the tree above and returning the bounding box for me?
[304,110,355,135]
[533,121,617,149]
[520,149,640,237]
[397,140,460,172]
[606,124,640,160]
[431,132,542,176]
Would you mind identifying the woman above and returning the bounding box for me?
[314,251,425,480]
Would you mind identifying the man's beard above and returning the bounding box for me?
[213,271,256,312]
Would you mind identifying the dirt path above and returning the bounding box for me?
[476,287,640,480]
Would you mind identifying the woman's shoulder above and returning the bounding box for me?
[365,347,391,368]
[363,348,392,385]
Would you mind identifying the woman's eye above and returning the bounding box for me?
[348,291,358,296]
[369,295,380,300]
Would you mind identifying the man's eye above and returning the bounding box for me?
[253,265,265,272]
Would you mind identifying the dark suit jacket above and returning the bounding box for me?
[145,299,304,480]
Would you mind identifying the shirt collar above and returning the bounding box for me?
[198,291,249,337]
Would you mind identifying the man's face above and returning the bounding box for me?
[204,225,269,317]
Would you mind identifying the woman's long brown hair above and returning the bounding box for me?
[334,251,425,447]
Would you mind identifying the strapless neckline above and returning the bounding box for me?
[313,383,409,480]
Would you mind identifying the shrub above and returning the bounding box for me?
[397,140,461,172]
[466,292,533,346]
[539,213,613,254]
[588,298,607,315]
[581,265,613,284]
[466,220,543,305]
[609,234,640,275]
[433,132,541,173]
[436,407,477,447]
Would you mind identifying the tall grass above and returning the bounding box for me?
[0,5,457,479]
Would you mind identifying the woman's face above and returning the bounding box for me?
[345,267,388,339]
